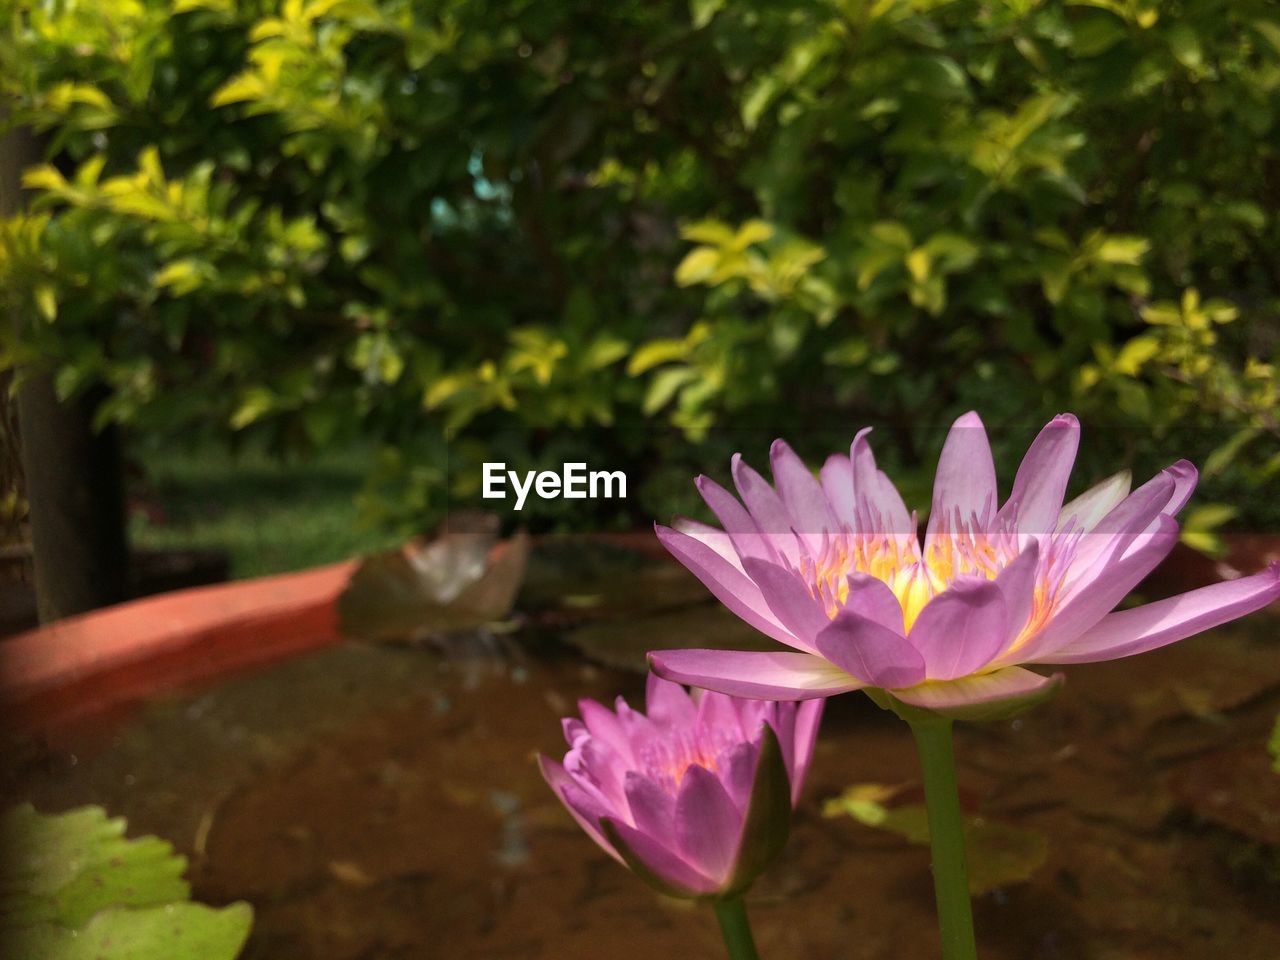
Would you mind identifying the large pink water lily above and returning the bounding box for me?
[650,412,1280,720]
[540,675,822,898]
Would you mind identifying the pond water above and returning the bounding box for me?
[5,543,1280,959]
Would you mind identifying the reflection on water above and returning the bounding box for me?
[5,546,1280,959]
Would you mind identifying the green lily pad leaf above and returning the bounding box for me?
[7,903,253,960]
[824,784,1049,895]
[1,804,189,928]
[1,804,253,960]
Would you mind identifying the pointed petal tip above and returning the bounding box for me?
[953,410,984,428]
[537,753,565,786]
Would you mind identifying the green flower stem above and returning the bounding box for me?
[712,897,761,960]
[909,715,979,960]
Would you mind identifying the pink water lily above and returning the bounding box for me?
[539,675,822,898]
[650,412,1280,720]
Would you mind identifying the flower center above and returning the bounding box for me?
[796,521,1076,641]
[641,730,726,794]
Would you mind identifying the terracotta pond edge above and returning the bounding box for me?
[0,532,1274,738]
[0,532,667,736]
[0,560,358,735]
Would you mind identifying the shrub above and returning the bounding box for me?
[2,0,1277,529]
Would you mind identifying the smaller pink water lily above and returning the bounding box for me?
[650,412,1280,720]
[539,675,822,899]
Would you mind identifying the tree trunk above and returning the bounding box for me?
[3,120,131,621]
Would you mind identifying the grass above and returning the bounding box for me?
[128,440,404,579]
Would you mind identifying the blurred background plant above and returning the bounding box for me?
[1,0,1278,564]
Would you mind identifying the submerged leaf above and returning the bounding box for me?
[824,784,1049,895]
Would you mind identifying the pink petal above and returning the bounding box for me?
[648,649,863,700]
[644,674,697,727]
[742,558,828,653]
[655,524,796,647]
[722,741,758,812]
[1004,514,1180,664]
[695,475,777,566]
[696,689,750,741]
[908,577,1009,680]
[770,439,837,543]
[732,455,801,565]
[1163,459,1198,516]
[540,757,624,863]
[820,454,857,527]
[624,771,675,838]
[1057,469,1131,532]
[789,699,824,805]
[992,543,1040,646]
[891,666,1064,721]
[815,607,927,688]
[675,764,744,883]
[850,428,913,535]
[1066,470,1176,575]
[926,411,997,540]
[844,573,910,634]
[1037,562,1280,664]
[578,698,636,762]
[672,516,742,570]
[603,817,720,896]
[996,414,1080,535]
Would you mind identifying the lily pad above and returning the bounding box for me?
[1,804,252,960]
[6,902,254,960]
[2,804,189,928]
[824,783,1049,895]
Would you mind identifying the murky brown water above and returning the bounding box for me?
[5,544,1280,958]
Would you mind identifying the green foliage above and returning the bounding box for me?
[1,804,252,960]
[2,0,1278,527]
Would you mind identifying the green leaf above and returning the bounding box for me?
[34,284,57,322]
[1,804,252,960]
[921,233,979,273]
[732,219,774,248]
[680,219,735,246]
[869,221,913,250]
[643,366,697,414]
[7,904,253,960]
[674,247,720,286]
[154,259,212,296]
[1167,24,1202,70]
[628,338,691,374]
[1113,334,1159,375]
[230,386,276,429]
[1093,235,1150,265]
[689,0,724,29]
[21,166,67,193]
[210,74,265,108]
[1140,301,1182,326]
